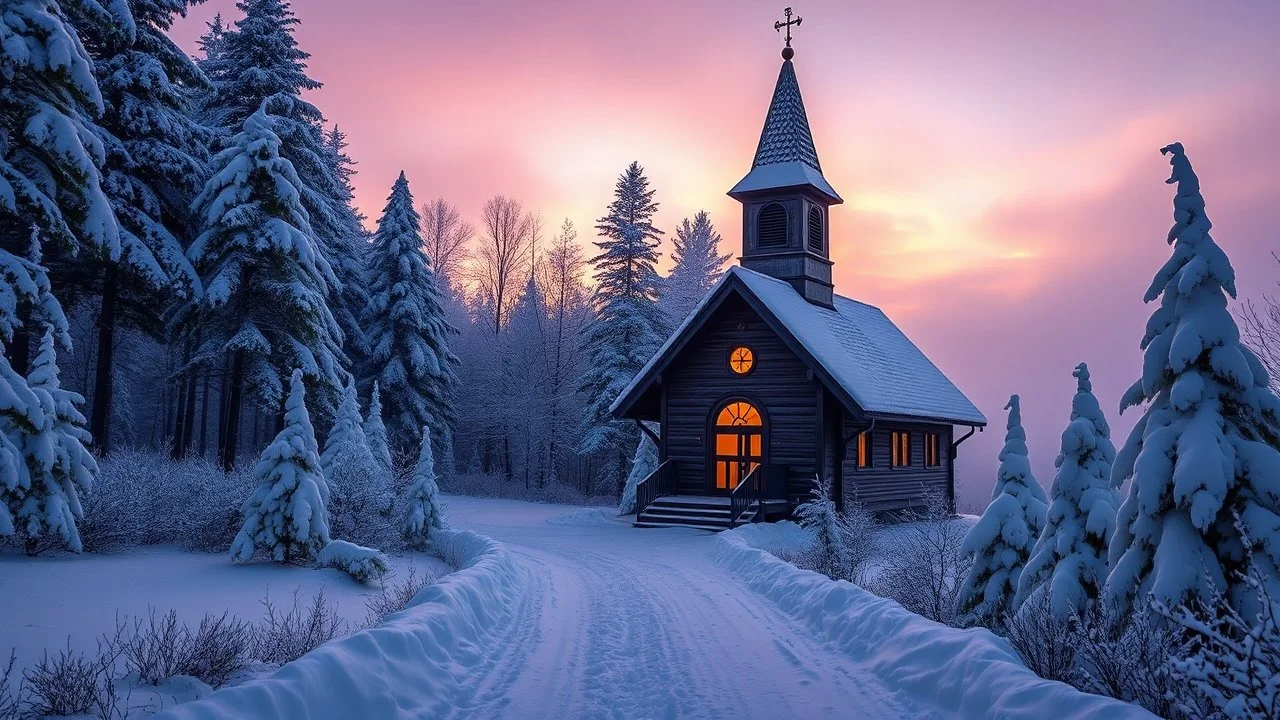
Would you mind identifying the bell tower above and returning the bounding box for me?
[728,8,842,308]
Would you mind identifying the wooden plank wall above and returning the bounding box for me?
[663,295,819,497]
[838,415,954,514]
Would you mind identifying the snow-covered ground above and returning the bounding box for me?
[6,497,1154,718]
[0,546,449,671]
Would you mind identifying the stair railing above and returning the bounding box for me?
[729,464,764,528]
[636,459,677,516]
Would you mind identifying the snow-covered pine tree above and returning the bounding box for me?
[0,0,122,269]
[403,426,446,549]
[661,210,729,326]
[364,381,393,474]
[619,428,657,515]
[1014,363,1117,618]
[231,369,331,564]
[957,395,1049,624]
[198,0,367,380]
[187,106,346,470]
[1,328,94,554]
[579,162,666,481]
[1106,143,1280,616]
[61,0,211,454]
[363,172,459,454]
[320,378,382,507]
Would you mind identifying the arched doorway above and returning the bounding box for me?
[710,400,765,493]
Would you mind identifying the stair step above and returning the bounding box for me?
[645,505,732,518]
[634,520,729,532]
[639,510,729,524]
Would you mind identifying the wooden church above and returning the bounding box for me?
[611,15,987,530]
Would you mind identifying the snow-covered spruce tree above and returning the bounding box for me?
[187,107,346,470]
[58,0,210,454]
[794,476,854,581]
[1015,363,1118,619]
[231,369,331,564]
[363,172,459,454]
[619,428,657,515]
[1106,143,1280,617]
[403,426,446,549]
[661,210,729,326]
[364,381,393,474]
[0,0,122,265]
[579,162,666,483]
[957,395,1049,625]
[321,124,371,367]
[0,328,97,554]
[321,379,391,546]
[198,0,368,372]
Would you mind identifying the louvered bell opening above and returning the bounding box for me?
[758,203,788,248]
[807,205,823,252]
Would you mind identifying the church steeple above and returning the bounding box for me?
[729,12,841,308]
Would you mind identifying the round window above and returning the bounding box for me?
[729,346,754,375]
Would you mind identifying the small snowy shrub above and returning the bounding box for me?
[1073,602,1183,717]
[317,540,389,584]
[123,609,251,688]
[788,479,878,583]
[1000,590,1080,684]
[253,588,347,665]
[0,651,17,720]
[869,487,973,626]
[1160,565,1280,719]
[21,637,123,720]
[80,450,256,553]
[363,566,436,627]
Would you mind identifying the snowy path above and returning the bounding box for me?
[441,496,938,720]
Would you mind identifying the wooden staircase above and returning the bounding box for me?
[635,496,754,531]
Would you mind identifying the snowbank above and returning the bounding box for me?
[545,507,623,527]
[714,524,1156,720]
[153,529,520,719]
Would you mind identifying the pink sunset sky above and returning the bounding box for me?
[171,0,1279,508]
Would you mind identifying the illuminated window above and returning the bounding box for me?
[891,431,911,468]
[856,432,871,469]
[729,346,754,375]
[713,401,763,490]
[758,203,787,247]
[925,432,941,467]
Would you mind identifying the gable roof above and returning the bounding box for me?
[729,59,842,204]
[611,267,987,426]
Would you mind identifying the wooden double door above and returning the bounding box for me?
[709,400,765,494]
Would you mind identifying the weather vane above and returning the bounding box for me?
[774,7,802,60]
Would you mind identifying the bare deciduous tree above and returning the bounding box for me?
[419,198,473,289]
[474,195,533,333]
[1238,254,1280,393]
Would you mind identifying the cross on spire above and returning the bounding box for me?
[774,7,802,60]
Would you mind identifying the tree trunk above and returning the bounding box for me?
[220,351,245,471]
[198,371,211,456]
[8,328,30,376]
[175,369,197,459]
[90,268,118,453]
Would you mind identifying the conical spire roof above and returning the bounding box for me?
[752,60,821,171]
[729,58,841,203]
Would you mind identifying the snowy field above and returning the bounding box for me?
[4,496,1155,718]
[0,547,449,672]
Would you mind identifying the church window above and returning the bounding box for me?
[807,205,823,251]
[925,432,941,467]
[855,431,871,469]
[729,346,754,375]
[758,203,787,247]
[891,431,911,467]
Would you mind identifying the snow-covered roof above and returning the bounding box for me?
[612,267,987,426]
[729,59,842,204]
